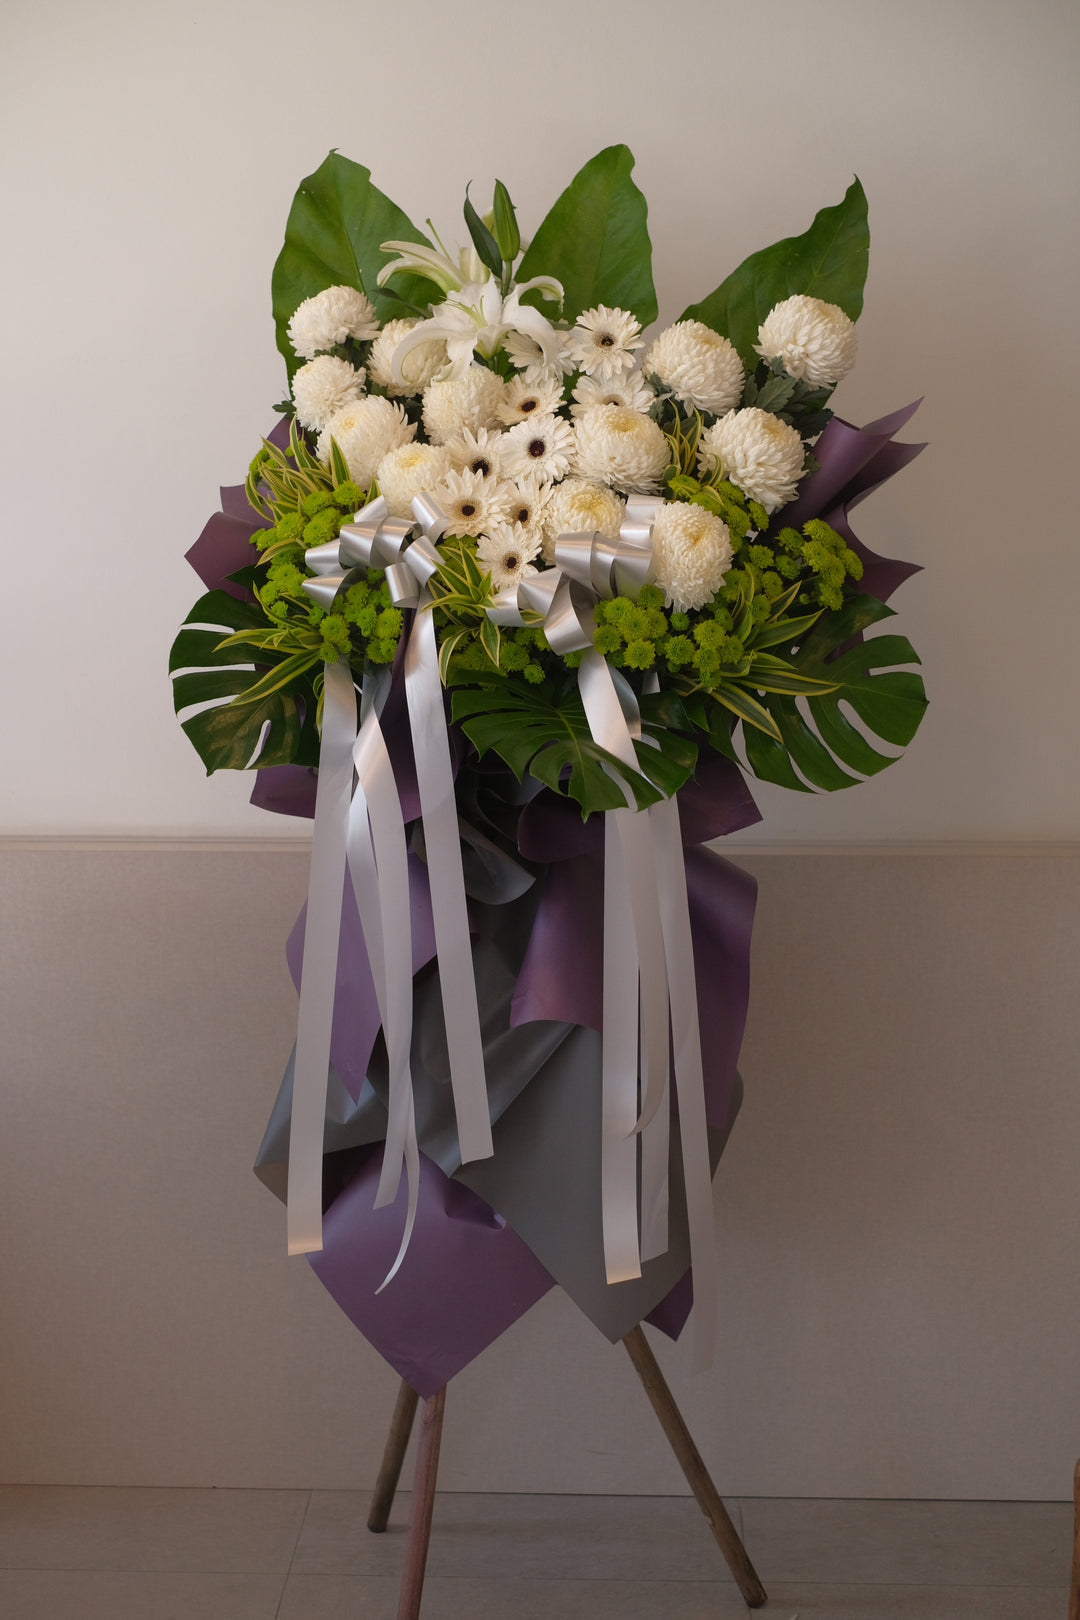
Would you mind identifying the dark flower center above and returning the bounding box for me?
[515,507,530,523]
[528,439,546,458]
[471,458,491,477]
[506,554,519,570]
[599,333,615,347]
[521,398,538,413]
[460,502,476,517]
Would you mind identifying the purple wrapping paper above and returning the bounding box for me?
[308,1145,555,1398]
[185,404,923,1388]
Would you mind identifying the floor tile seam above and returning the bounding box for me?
[285,1570,742,1585]
[277,1488,313,1620]
[0,1562,299,1575]
[757,1576,1070,1590]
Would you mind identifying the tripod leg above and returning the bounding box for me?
[368,1381,420,1533]
[396,1385,446,1620]
[1068,1459,1080,1620]
[622,1325,767,1609]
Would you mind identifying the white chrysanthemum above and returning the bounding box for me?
[422,367,508,444]
[698,407,806,514]
[375,443,453,519]
[443,425,505,484]
[755,295,857,387]
[291,356,367,433]
[642,321,744,416]
[287,285,380,360]
[500,412,575,482]
[540,477,625,564]
[572,405,670,493]
[497,372,565,425]
[368,318,448,396]
[650,501,733,613]
[435,467,510,538]
[476,523,542,592]
[570,371,655,418]
[502,329,573,377]
[565,305,643,381]
[317,395,415,488]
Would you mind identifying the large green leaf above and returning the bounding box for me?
[451,677,694,819]
[170,590,320,773]
[271,152,441,379]
[733,594,926,791]
[680,179,869,368]
[516,145,657,326]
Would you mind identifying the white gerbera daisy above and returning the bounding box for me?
[698,407,806,514]
[435,467,510,538]
[497,373,566,426]
[443,425,505,484]
[317,395,415,488]
[642,320,744,416]
[540,477,625,564]
[755,295,858,387]
[500,475,550,536]
[476,523,542,592]
[572,405,670,493]
[422,367,508,444]
[649,500,733,613]
[502,329,573,377]
[500,412,575,482]
[368,318,448,396]
[291,356,367,433]
[288,286,380,360]
[570,372,655,419]
[565,305,643,381]
[375,443,453,519]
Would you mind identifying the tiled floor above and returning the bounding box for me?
[0,1486,1071,1618]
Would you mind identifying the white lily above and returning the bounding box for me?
[377,237,487,298]
[390,275,565,387]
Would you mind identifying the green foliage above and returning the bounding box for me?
[451,677,696,819]
[730,594,926,791]
[271,153,442,381]
[516,145,657,325]
[742,356,835,439]
[169,590,321,774]
[680,179,869,369]
[463,183,503,281]
[492,180,520,263]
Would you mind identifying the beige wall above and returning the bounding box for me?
[3,845,1076,1499]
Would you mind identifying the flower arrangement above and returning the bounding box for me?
[172,147,926,1381]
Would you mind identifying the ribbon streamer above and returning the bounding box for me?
[289,494,495,1271]
[486,496,716,1365]
[286,656,358,1256]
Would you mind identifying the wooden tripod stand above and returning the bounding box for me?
[367,1324,767,1617]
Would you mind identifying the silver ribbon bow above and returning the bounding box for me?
[286,495,492,1290]
[487,496,717,1370]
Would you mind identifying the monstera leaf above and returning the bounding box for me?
[730,594,926,792]
[169,590,321,774]
[516,145,657,326]
[681,179,869,369]
[271,153,442,380]
[451,676,696,819]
